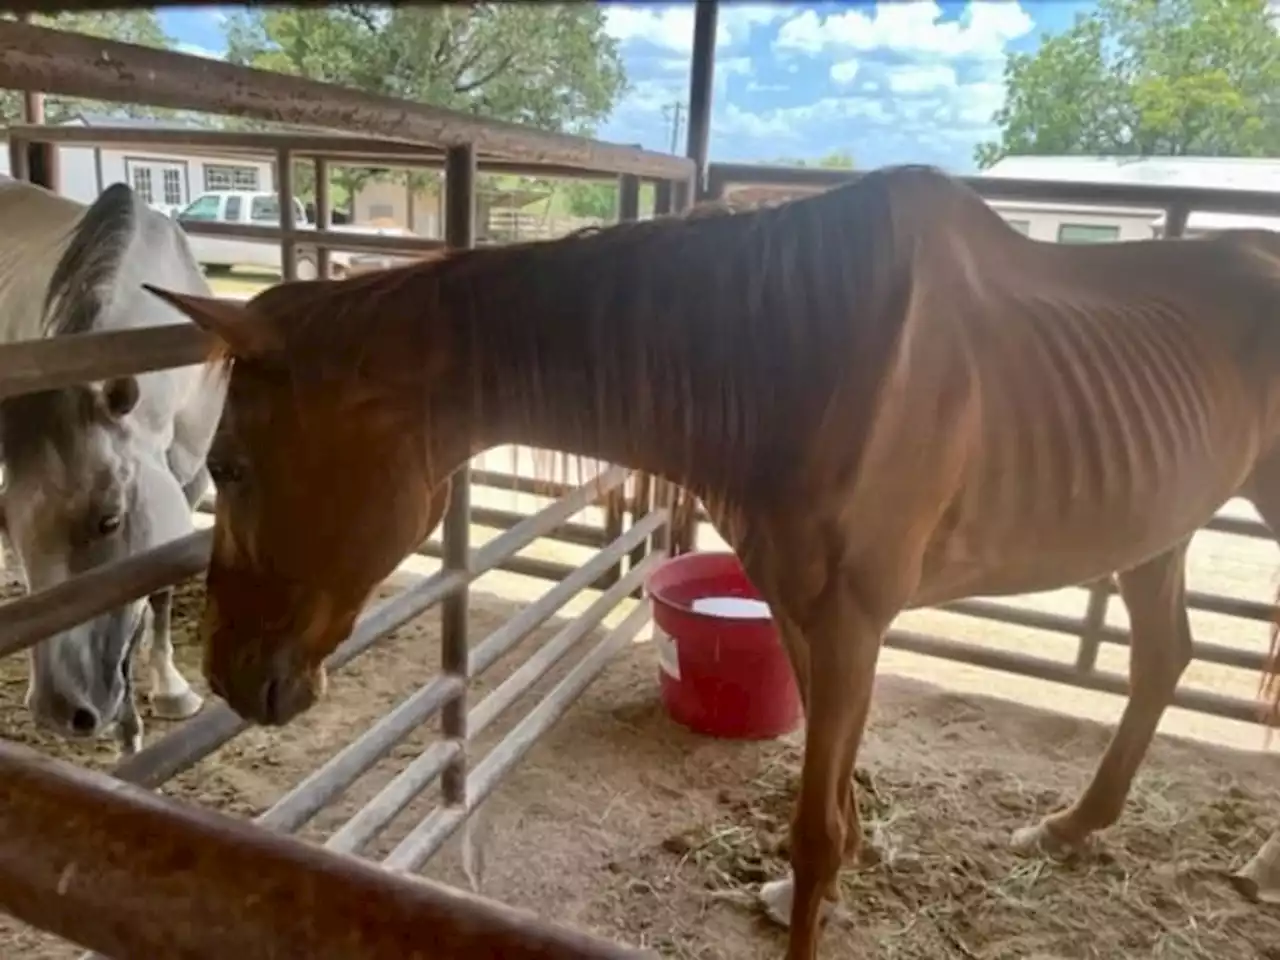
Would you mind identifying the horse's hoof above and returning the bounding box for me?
[759,879,794,928]
[757,879,837,929]
[1010,821,1079,858]
[150,689,204,720]
[118,732,143,757]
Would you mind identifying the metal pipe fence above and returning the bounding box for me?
[0,24,685,958]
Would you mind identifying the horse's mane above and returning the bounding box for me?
[251,165,964,504]
[0,184,140,469]
[43,183,137,338]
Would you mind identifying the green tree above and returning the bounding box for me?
[560,180,617,219]
[976,0,1280,167]
[0,12,173,125]
[222,4,627,209]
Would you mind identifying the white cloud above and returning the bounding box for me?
[885,64,957,95]
[830,59,860,85]
[605,5,716,53]
[605,2,788,54]
[775,1,1033,59]
[713,102,800,141]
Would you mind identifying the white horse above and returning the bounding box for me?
[0,179,225,752]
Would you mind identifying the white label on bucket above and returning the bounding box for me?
[655,629,681,681]
[691,596,772,619]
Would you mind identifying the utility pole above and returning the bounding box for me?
[662,101,685,155]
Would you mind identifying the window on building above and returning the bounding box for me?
[161,167,185,206]
[1056,222,1120,244]
[368,202,395,220]
[1004,219,1031,236]
[130,167,154,204]
[204,164,260,192]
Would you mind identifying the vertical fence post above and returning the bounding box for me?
[276,148,298,281]
[15,12,55,192]
[1074,578,1113,675]
[1162,203,1191,239]
[8,136,29,183]
[441,143,476,812]
[685,0,717,200]
[314,157,331,280]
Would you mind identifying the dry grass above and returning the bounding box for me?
[642,738,1280,959]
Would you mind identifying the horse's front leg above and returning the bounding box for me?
[769,580,894,960]
[115,604,148,757]
[145,589,204,720]
[1232,828,1280,905]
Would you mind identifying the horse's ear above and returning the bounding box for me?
[142,285,282,358]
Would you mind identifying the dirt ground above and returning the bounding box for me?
[0,555,1278,959]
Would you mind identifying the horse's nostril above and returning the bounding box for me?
[70,707,98,735]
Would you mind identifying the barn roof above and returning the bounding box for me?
[982,155,1280,194]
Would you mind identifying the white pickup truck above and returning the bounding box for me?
[176,191,418,280]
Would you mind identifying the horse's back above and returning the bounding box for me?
[905,224,1280,601]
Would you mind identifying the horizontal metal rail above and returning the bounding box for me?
[693,504,1273,540]
[0,739,651,959]
[383,600,654,874]
[112,564,467,788]
[195,499,607,550]
[255,513,662,838]
[0,529,211,658]
[326,551,661,858]
[942,598,1269,672]
[0,20,693,182]
[0,323,213,401]
[110,467,632,788]
[6,124,641,183]
[886,629,1266,725]
[177,218,447,257]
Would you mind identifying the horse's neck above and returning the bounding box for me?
[0,190,71,344]
[404,208,853,502]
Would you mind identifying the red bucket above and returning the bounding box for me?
[646,552,802,740]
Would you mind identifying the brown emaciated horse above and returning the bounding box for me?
[147,165,1280,958]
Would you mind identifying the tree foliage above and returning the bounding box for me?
[976,0,1280,167]
[0,12,172,125]
[222,4,628,207]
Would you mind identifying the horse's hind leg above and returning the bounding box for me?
[1234,458,1280,905]
[145,589,204,719]
[1013,543,1192,854]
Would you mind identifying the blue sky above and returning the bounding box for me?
[158,2,1095,174]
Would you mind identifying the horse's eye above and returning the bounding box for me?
[208,460,243,487]
[97,514,122,537]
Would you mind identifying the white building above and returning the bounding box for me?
[0,113,274,215]
[981,155,1280,242]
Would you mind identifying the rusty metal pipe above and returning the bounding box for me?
[0,739,650,959]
